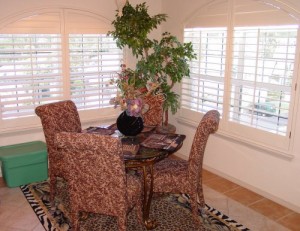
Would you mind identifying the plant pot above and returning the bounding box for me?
[156,123,176,134]
[116,111,144,136]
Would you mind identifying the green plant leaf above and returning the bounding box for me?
[108,2,196,124]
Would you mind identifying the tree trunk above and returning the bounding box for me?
[163,110,168,126]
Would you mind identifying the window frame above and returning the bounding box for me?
[0,9,123,133]
[179,0,299,157]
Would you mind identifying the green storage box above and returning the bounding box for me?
[0,141,48,187]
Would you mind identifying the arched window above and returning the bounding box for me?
[0,9,122,130]
[181,0,299,155]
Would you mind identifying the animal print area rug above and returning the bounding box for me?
[20,180,250,231]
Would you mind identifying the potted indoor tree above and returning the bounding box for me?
[108,1,195,132]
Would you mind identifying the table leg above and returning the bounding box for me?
[142,165,157,230]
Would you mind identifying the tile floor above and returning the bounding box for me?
[0,170,299,231]
[202,169,300,231]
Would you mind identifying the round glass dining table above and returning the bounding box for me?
[85,126,185,230]
[119,131,186,230]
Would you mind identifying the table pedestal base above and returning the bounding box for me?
[142,165,158,230]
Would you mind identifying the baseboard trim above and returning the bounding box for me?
[173,152,300,213]
[203,165,300,214]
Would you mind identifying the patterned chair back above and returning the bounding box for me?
[188,110,220,191]
[142,94,165,126]
[35,100,82,199]
[152,109,220,221]
[55,132,142,230]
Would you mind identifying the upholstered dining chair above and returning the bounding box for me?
[54,132,143,231]
[35,100,82,201]
[142,94,164,127]
[152,110,220,221]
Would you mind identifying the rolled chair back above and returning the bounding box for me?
[188,110,220,189]
[35,100,82,200]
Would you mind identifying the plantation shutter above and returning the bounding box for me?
[68,34,123,110]
[182,28,227,114]
[0,34,63,119]
[0,12,63,120]
[0,10,123,123]
[229,26,297,136]
[182,0,299,151]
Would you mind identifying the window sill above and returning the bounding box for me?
[0,124,42,136]
[176,116,295,160]
[0,114,118,136]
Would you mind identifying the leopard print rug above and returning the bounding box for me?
[20,180,250,231]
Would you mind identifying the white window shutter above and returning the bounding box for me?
[68,34,123,110]
[0,10,123,124]
[182,28,227,114]
[181,0,299,152]
[230,26,297,136]
[0,34,63,119]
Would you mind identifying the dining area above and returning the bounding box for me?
[34,99,220,231]
[1,0,300,230]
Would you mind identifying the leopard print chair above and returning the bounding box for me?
[35,100,82,201]
[142,94,164,127]
[55,132,143,231]
[152,110,220,222]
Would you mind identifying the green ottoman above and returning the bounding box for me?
[0,141,48,187]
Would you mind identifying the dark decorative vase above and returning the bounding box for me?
[117,111,144,136]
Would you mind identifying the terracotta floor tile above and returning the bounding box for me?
[278,212,300,231]
[227,198,289,231]
[1,227,29,231]
[0,177,6,187]
[225,186,264,206]
[203,176,241,193]
[0,188,27,207]
[203,185,229,214]
[3,198,41,230]
[202,169,219,183]
[249,198,294,220]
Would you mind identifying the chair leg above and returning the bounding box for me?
[197,183,205,208]
[117,214,127,231]
[70,209,80,231]
[49,175,56,202]
[135,198,143,224]
[190,193,201,225]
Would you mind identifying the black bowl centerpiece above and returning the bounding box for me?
[116,110,144,136]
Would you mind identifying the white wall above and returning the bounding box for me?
[162,0,300,213]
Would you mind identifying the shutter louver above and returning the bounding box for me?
[229,26,297,135]
[0,34,62,119]
[182,28,227,114]
[69,34,123,110]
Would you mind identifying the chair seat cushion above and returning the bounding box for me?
[153,158,189,193]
